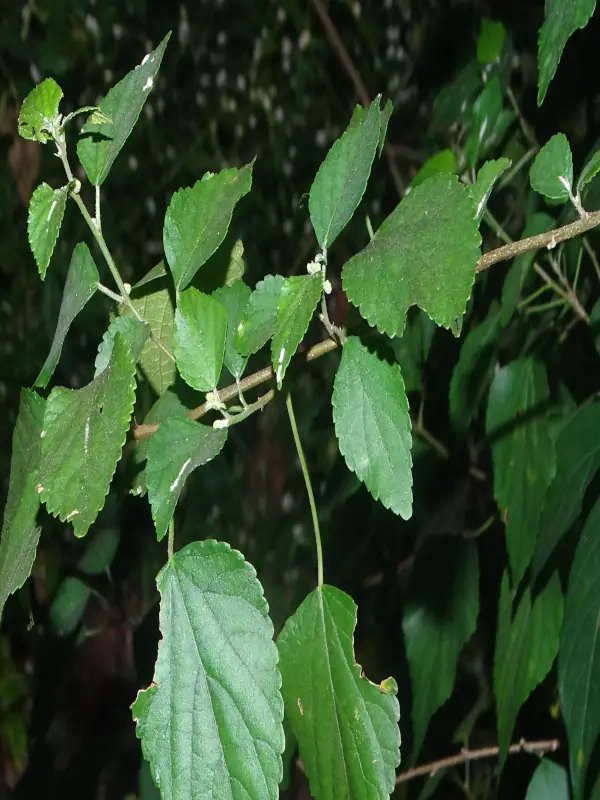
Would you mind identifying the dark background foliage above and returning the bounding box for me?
[2,1,600,798]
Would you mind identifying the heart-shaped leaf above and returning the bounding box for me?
[28,183,68,278]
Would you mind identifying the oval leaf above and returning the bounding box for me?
[174,288,227,393]
[526,759,569,800]
[277,584,400,799]
[125,283,176,397]
[235,274,285,357]
[18,77,63,142]
[28,183,67,279]
[342,173,481,337]
[530,133,573,202]
[332,336,412,519]
[271,274,322,389]
[213,281,251,380]
[132,539,284,799]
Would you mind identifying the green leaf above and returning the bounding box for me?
[525,759,569,800]
[77,33,171,186]
[17,78,62,142]
[464,78,503,169]
[378,98,393,157]
[391,309,436,395]
[332,336,412,518]
[471,157,511,221]
[94,316,150,377]
[27,183,68,279]
[133,261,168,290]
[577,149,600,194]
[537,0,596,105]
[235,274,284,357]
[429,61,482,135]
[213,281,251,380]
[477,19,507,64]
[410,149,458,189]
[62,105,112,127]
[309,97,381,250]
[486,359,555,587]
[0,390,45,619]
[271,274,322,389]
[403,538,479,760]
[133,539,284,799]
[174,288,227,393]
[277,584,400,799]
[146,417,227,540]
[343,174,481,337]
[530,133,573,202]
[559,495,600,799]
[39,334,137,537]
[164,163,253,291]
[35,243,99,388]
[533,402,600,574]
[449,302,502,434]
[125,284,176,396]
[494,572,563,764]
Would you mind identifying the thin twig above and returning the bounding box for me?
[395,738,560,784]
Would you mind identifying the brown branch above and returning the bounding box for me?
[395,738,560,784]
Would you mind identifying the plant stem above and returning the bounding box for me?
[167,518,174,560]
[214,390,274,429]
[96,282,124,304]
[285,392,324,587]
[583,236,600,284]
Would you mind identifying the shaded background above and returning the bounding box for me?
[2,0,600,797]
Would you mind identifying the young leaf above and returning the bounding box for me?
[403,538,479,759]
[17,77,62,142]
[39,334,137,537]
[494,572,563,764]
[486,359,555,587]
[464,78,503,169]
[559,495,600,800]
[533,402,600,575]
[35,242,99,388]
[470,157,511,221]
[309,96,381,250]
[164,163,253,291]
[132,539,284,799]
[332,336,412,519]
[577,148,600,194]
[77,33,171,186]
[174,288,227,392]
[145,417,227,540]
[537,0,596,105]
[0,390,45,620]
[277,584,400,799]
[525,759,569,800]
[213,281,251,380]
[124,284,176,396]
[342,173,481,337]
[271,274,322,389]
[235,274,285,357]
[27,183,67,278]
[94,316,150,376]
[530,133,573,202]
[450,302,502,434]
[477,19,507,64]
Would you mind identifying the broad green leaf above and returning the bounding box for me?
[0,390,45,619]
[533,402,600,574]
[125,284,176,396]
[174,288,227,393]
[494,572,563,764]
[577,149,600,194]
[486,359,555,587]
[429,61,482,135]
[94,316,150,377]
[477,19,507,64]
[213,281,251,380]
[500,212,555,325]
[27,183,67,279]
[77,33,171,185]
[36,243,99,388]
[271,274,322,389]
[464,78,503,169]
[530,133,573,202]
[145,417,227,540]
[525,759,569,800]
[378,98,393,157]
[537,0,596,105]
[391,309,436,394]
[277,584,400,799]
[17,78,62,142]
[133,539,284,799]
[332,336,412,518]
[164,164,253,291]
[309,97,381,250]
[342,174,481,337]
[39,335,137,537]
[559,495,600,799]
[403,538,478,760]
[450,302,501,434]
[235,274,284,357]
[410,149,458,189]
[471,157,511,221]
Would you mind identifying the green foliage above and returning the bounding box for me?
[212,281,251,380]
[471,158,511,221]
[235,274,285,357]
[271,274,322,388]
[525,759,569,800]
[125,283,176,396]
[17,77,63,142]
[174,288,227,393]
[410,149,458,188]
[530,133,574,202]
[27,183,68,278]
